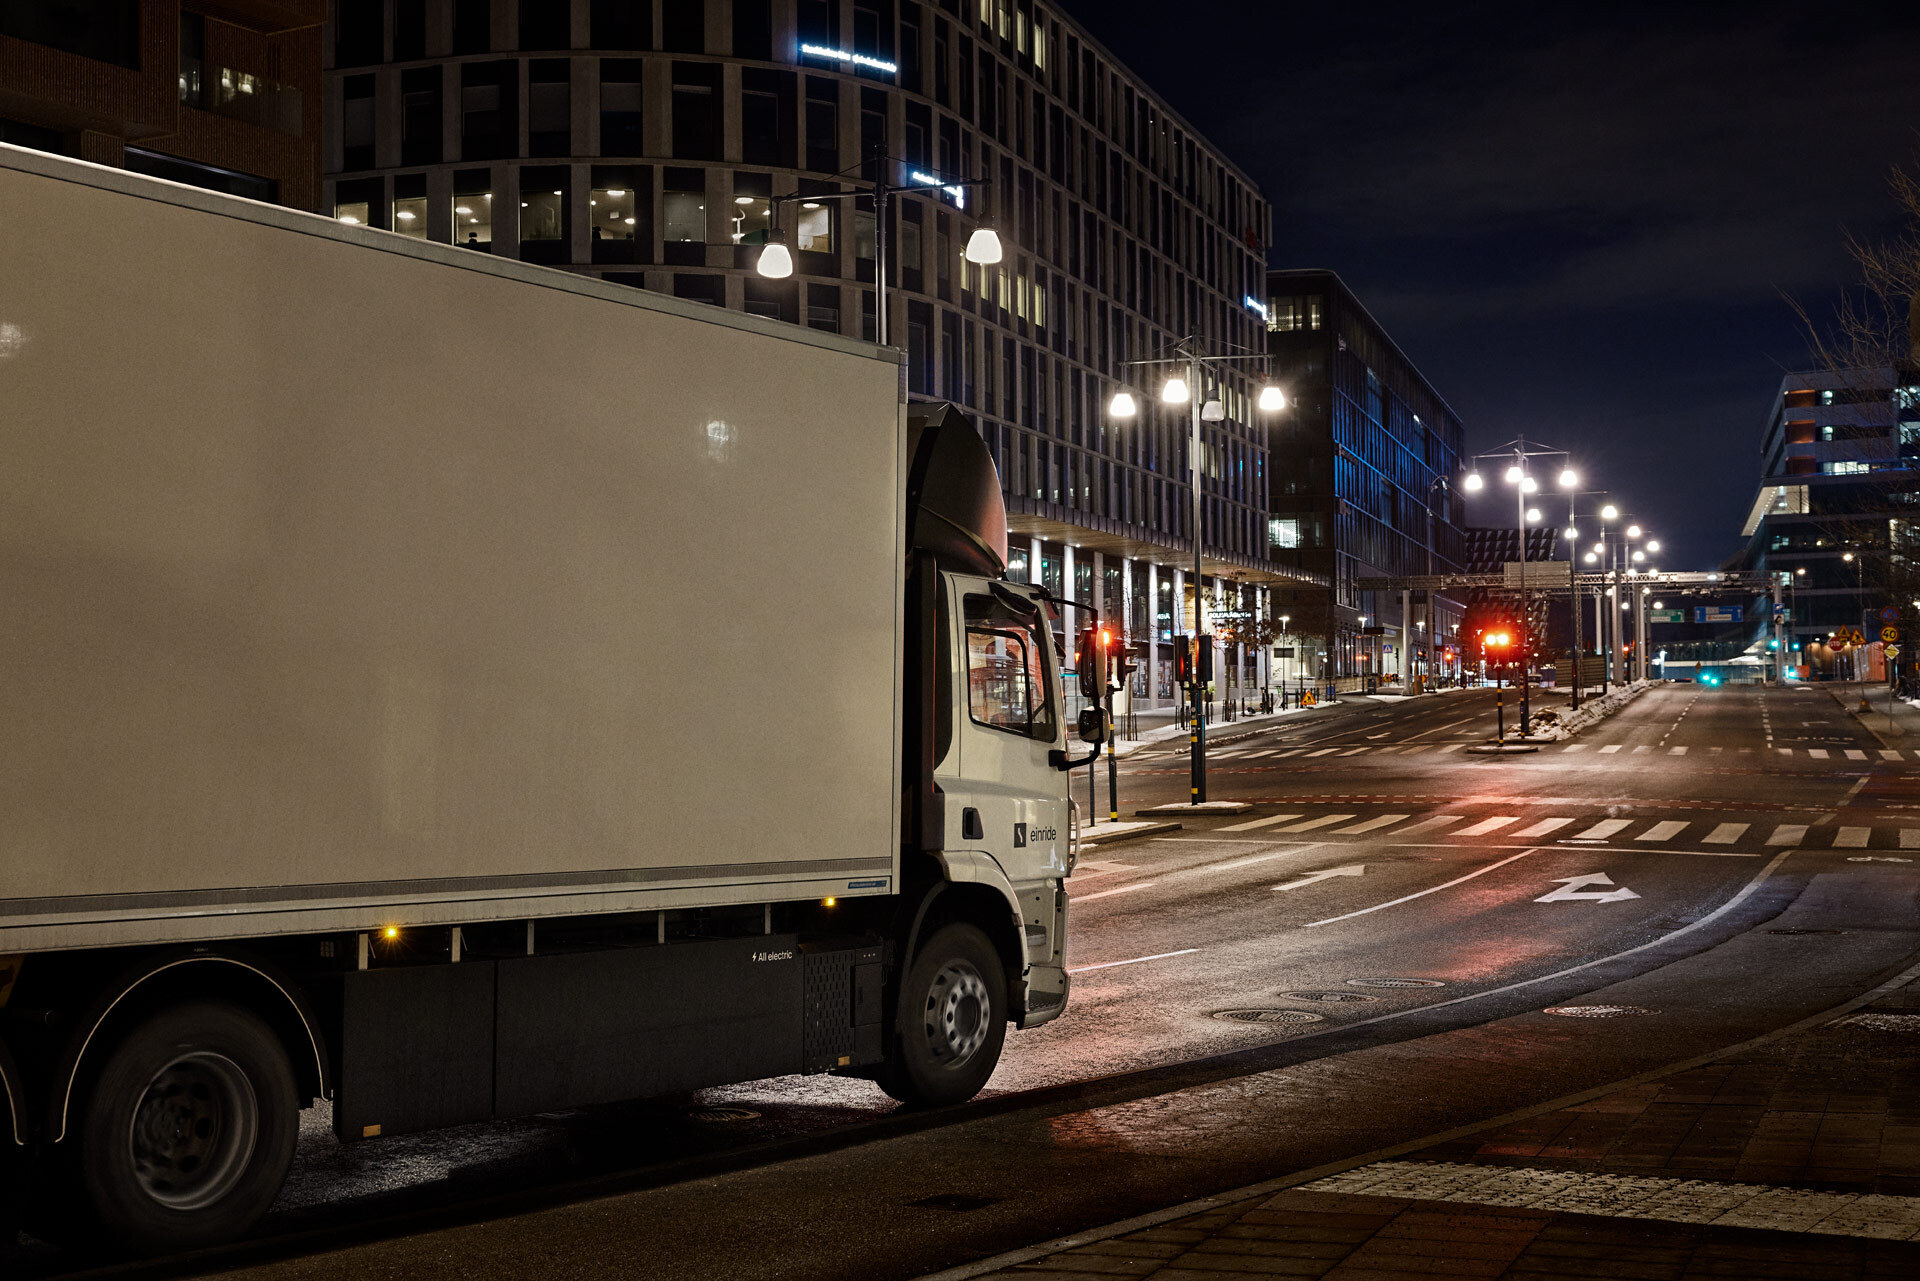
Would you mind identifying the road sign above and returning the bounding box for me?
[1693,605,1743,623]
[1535,873,1641,904]
[1889,645,1903,658]
[1775,602,1789,619]
[1883,606,1901,622]
[1883,627,1901,643]
[1648,609,1684,623]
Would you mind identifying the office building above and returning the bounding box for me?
[319,0,1320,710]
[1,1,323,208]
[1262,268,1464,686]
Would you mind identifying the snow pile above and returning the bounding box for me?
[1529,680,1653,742]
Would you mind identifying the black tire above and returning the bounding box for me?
[876,923,1007,1107]
[77,1000,299,1254]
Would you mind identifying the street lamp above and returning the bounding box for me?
[1108,337,1285,803]
[1464,439,1578,734]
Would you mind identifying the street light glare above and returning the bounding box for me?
[1526,507,1542,523]
[1463,472,1484,491]
[1200,398,1226,422]
[1626,524,1642,538]
[1601,504,1619,520]
[1559,468,1578,488]
[1504,465,1524,483]
[1161,375,1190,404]
[1257,384,1286,412]
[756,233,793,279]
[1564,526,1579,540]
[1584,552,1598,563]
[1108,390,1137,418]
[1647,539,1661,552]
[963,226,1003,264]
[1520,476,1539,494]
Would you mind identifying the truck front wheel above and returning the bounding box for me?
[77,1000,299,1254]
[876,923,1007,1106]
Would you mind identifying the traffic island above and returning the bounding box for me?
[1076,819,1182,847]
[1135,801,1255,816]
[1466,742,1541,754]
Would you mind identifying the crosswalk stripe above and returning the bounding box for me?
[1599,745,1622,754]
[1279,813,1358,832]
[1636,820,1688,842]
[1778,748,1793,757]
[1834,826,1872,848]
[1882,749,1904,761]
[1515,817,1574,838]
[1903,829,1920,848]
[1212,750,1247,759]
[1373,746,1405,755]
[1575,818,1631,839]
[1435,743,1464,753]
[1632,745,1651,754]
[1337,746,1370,756]
[1456,815,1520,836]
[1275,748,1308,758]
[1767,824,1809,846]
[1395,815,1467,835]
[1808,749,1830,759]
[1306,748,1340,757]
[1845,750,1868,761]
[1668,746,1688,756]
[1217,813,1306,832]
[1709,746,1724,754]
[1401,745,1431,755]
[1704,823,1749,844]
[1334,814,1411,835]
[1562,744,1589,753]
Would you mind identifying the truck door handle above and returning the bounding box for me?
[962,808,983,841]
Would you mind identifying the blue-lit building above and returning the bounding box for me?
[1263,269,1465,684]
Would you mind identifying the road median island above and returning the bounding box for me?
[1524,679,1654,742]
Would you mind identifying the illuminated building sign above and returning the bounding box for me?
[1243,295,1270,321]
[799,43,899,75]
[908,170,965,209]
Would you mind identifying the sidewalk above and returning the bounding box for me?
[1826,679,1920,743]
[935,981,1920,1279]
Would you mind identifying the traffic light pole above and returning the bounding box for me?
[1187,349,1207,805]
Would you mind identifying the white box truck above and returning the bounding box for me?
[0,145,1100,1253]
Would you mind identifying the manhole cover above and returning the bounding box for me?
[1767,928,1845,936]
[1211,1008,1326,1025]
[1544,1005,1656,1018]
[1346,978,1446,990]
[684,1106,761,1123]
[1283,991,1381,1004]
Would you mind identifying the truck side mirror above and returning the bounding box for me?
[1075,625,1110,702]
[1076,708,1106,743]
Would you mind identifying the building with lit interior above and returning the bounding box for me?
[319,0,1321,710]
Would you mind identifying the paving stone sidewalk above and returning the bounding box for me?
[958,984,1920,1279]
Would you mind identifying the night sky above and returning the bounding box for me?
[1071,0,1920,569]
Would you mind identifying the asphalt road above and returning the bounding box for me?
[13,682,1920,1279]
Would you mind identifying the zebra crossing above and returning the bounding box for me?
[1184,742,1903,763]
[1207,807,1920,852]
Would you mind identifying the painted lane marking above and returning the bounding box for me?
[1833,826,1871,848]
[1704,822,1749,845]
[1882,749,1904,761]
[1306,748,1341,757]
[1274,748,1308,758]
[1636,821,1689,842]
[1902,829,1920,849]
[1278,813,1359,833]
[1561,744,1589,753]
[1273,863,1367,893]
[1069,860,1135,881]
[1067,948,1199,973]
[1305,849,1540,929]
[1514,817,1575,838]
[1217,813,1304,832]
[1767,824,1809,846]
[1599,745,1622,754]
[1845,749,1868,761]
[1778,747,1793,756]
[1199,843,1326,875]
[1337,746,1371,757]
[1668,745,1688,755]
[1333,814,1411,835]
[1632,745,1651,754]
[1400,745,1431,755]
[1455,815,1521,836]
[1537,872,1640,903]
[1575,818,1631,840]
[1073,881,1156,903]
[1809,748,1830,759]
[1405,716,1473,740]
[1394,815,1467,836]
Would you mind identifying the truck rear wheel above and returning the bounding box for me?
[77,1001,299,1254]
[876,923,1007,1107]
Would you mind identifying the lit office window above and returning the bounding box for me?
[1268,518,1301,548]
[730,194,770,244]
[452,182,493,248]
[393,195,428,238]
[591,186,637,241]
[664,187,706,242]
[334,200,369,226]
[796,201,833,252]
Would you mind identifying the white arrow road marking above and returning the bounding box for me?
[1272,863,1367,892]
[1074,881,1155,903]
[1535,873,1641,903]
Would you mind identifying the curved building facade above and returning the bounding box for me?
[323,0,1316,707]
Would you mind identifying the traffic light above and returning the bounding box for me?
[1196,634,1215,683]
[1113,642,1139,690]
[1174,635,1193,684]
[1075,625,1109,700]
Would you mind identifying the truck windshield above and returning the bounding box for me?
[964,594,1056,740]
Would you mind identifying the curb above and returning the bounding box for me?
[1076,820,1181,847]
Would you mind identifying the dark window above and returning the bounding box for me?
[797,0,839,46]
[528,59,570,157]
[460,62,517,161]
[744,276,795,321]
[674,273,725,307]
[662,0,704,53]
[662,166,707,265]
[128,148,274,202]
[518,165,569,264]
[519,2,569,51]
[453,0,490,55]
[342,74,376,170]
[400,67,442,166]
[859,94,886,182]
[805,78,838,173]
[900,6,922,93]
[740,68,795,167]
[394,0,427,60]
[0,117,71,157]
[332,0,382,67]
[600,59,644,155]
[808,282,842,332]
[591,0,651,50]
[671,62,720,160]
[178,13,205,108]
[732,0,772,59]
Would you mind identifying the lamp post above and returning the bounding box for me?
[1462,442,1577,735]
[1109,337,1286,803]
[1563,490,1610,709]
[1425,474,1451,693]
[756,152,1002,347]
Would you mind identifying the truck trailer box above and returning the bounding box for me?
[0,144,907,953]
